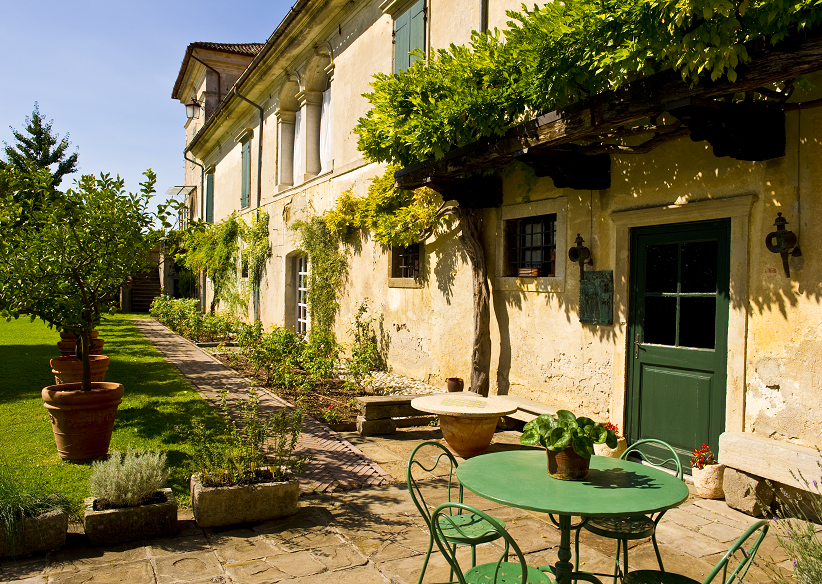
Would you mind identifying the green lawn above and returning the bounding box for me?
[0,313,224,511]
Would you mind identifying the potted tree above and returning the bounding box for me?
[0,165,167,460]
[519,410,618,480]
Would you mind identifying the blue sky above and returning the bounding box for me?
[0,1,293,208]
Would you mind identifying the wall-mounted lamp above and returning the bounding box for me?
[765,212,802,277]
[569,234,593,280]
[185,98,202,120]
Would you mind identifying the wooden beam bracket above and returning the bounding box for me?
[515,148,611,190]
[667,98,786,161]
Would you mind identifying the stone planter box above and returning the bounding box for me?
[191,473,299,528]
[0,509,68,558]
[84,488,178,545]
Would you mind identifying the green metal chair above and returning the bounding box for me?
[407,441,507,584]
[574,439,683,583]
[623,519,769,584]
[432,502,553,584]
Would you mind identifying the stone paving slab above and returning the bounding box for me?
[0,481,793,584]
[130,319,393,494]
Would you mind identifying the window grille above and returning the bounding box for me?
[392,243,420,279]
[296,255,309,335]
[505,214,557,277]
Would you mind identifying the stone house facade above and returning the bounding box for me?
[170,0,822,470]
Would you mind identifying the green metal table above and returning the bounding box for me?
[456,450,689,584]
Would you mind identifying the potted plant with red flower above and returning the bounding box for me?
[593,422,628,458]
[691,444,725,499]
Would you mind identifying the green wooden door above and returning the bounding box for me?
[626,220,730,469]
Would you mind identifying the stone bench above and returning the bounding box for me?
[719,431,821,517]
[354,395,436,436]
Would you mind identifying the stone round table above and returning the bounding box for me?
[411,392,517,457]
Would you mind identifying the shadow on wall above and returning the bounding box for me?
[430,223,465,305]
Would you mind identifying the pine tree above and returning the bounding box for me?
[2,103,78,187]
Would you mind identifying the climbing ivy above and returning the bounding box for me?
[324,165,450,248]
[290,216,348,339]
[240,209,272,288]
[179,213,243,314]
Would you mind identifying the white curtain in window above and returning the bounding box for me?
[293,109,303,183]
[319,87,333,174]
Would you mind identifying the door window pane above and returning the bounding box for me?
[681,241,718,293]
[644,297,677,345]
[679,297,717,349]
[645,244,678,293]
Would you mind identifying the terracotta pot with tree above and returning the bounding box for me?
[0,165,174,460]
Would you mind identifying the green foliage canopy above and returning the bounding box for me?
[355,0,822,167]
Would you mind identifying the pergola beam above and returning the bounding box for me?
[395,30,822,189]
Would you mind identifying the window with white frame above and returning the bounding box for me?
[295,254,309,335]
[241,139,251,208]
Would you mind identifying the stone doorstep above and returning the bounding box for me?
[495,395,555,424]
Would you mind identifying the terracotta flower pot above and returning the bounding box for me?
[57,334,104,357]
[41,382,123,461]
[594,437,628,458]
[692,463,726,499]
[50,356,110,385]
[439,415,497,457]
[446,377,464,392]
[547,446,591,481]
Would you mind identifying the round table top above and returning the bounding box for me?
[457,450,689,517]
[411,392,517,418]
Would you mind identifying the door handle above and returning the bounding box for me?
[634,333,642,358]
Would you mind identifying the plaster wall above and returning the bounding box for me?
[329,3,389,168]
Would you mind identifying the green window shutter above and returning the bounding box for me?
[241,140,250,208]
[205,173,214,223]
[394,0,425,74]
[408,0,425,67]
[394,8,410,74]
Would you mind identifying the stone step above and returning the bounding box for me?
[354,395,425,420]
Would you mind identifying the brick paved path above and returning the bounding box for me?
[131,319,393,494]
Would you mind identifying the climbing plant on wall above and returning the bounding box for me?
[290,215,348,340]
[354,0,822,166]
[240,209,272,288]
[350,0,822,395]
[179,213,243,315]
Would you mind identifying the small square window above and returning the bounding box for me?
[505,214,557,277]
[392,243,420,279]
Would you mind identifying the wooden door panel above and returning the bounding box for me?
[638,365,713,452]
[627,220,730,471]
